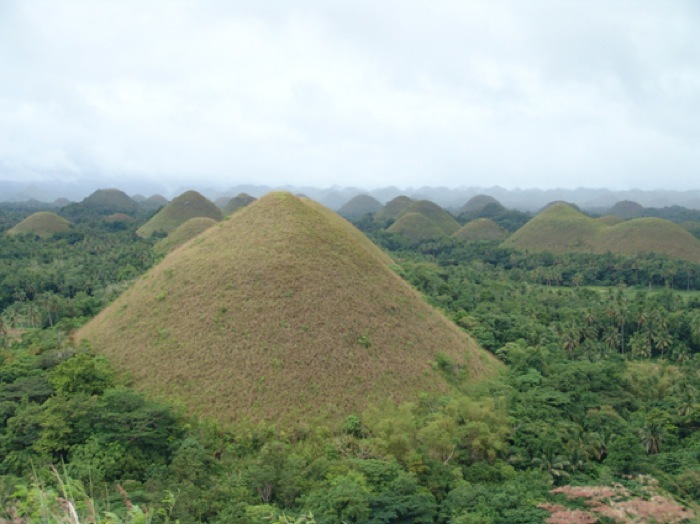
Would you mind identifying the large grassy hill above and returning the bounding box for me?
[503,203,700,261]
[7,212,71,238]
[387,200,460,242]
[136,190,221,237]
[458,194,503,215]
[77,192,498,426]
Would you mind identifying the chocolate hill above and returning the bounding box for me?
[453,218,507,241]
[7,212,71,238]
[503,203,700,261]
[387,200,460,242]
[223,193,257,215]
[77,193,498,425]
[136,190,222,237]
[60,189,141,221]
[338,194,383,220]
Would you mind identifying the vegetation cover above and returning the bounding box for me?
[457,194,502,215]
[79,192,496,425]
[504,203,700,261]
[6,212,72,238]
[1,192,699,523]
[136,190,222,238]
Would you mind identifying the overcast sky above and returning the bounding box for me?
[1,1,700,190]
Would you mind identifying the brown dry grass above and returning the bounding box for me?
[77,192,500,426]
[542,483,695,523]
[503,203,700,262]
[7,212,71,238]
[154,217,218,255]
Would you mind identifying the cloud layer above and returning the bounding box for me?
[1,1,699,189]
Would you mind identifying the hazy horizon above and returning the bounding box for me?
[2,1,700,191]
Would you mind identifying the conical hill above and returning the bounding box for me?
[374,196,413,223]
[387,200,460,242]
[453,218,507,241]
[223,193,257,215]
[60,189,141,221]
[7,212,71,238]
[77,193,498,425]
[338,194,383,220]
[136,190,222,237]
[503,203,700,261]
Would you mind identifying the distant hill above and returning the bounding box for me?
[77,192,498,426]
[60,189,142,221]
[374,196,413,224]
[7,212,71,238]
[387,200,460,242]
[453,218,507,241]
[154,217,218,255]
[338,194,383,220]
[223,193,257,215]
[136,190,221,237]
[608,200,644,219]
[458,194,503,215]
[142,194,168,211]
[503,203,700,261]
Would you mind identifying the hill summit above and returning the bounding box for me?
[503,203,700,261]
[77,193,497,425]
[136,190,221,237]
[7,212,71,238]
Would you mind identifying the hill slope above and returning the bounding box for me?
[387,200,460,242]
[503,203,700,261]
[453,218,507,241]
[223,193,257,215]
[154,217,218,255]
[374,196,413,224]
[77,193,497,425]
[60,189,142,221]
[338,194,383,220]
[7,212,71,238]
[136,190,222,237]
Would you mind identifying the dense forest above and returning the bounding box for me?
[0,202,698,523]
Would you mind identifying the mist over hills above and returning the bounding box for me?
[4,178,700,212]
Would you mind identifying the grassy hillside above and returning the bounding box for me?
[609,200,644,219]
[374,195,413,223]
[338,194,383,220]
[136,190,221,237]
[222,193,257,215]
[387,200,460,242]
[504,203,700,261]
[78,192,498,426]
[61,189,142,220]
[458,194,502,215]
[452,218,507,241]
[7,212,71,238]
[154,217,217,255]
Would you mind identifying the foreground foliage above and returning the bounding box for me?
[0,215,698,522]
